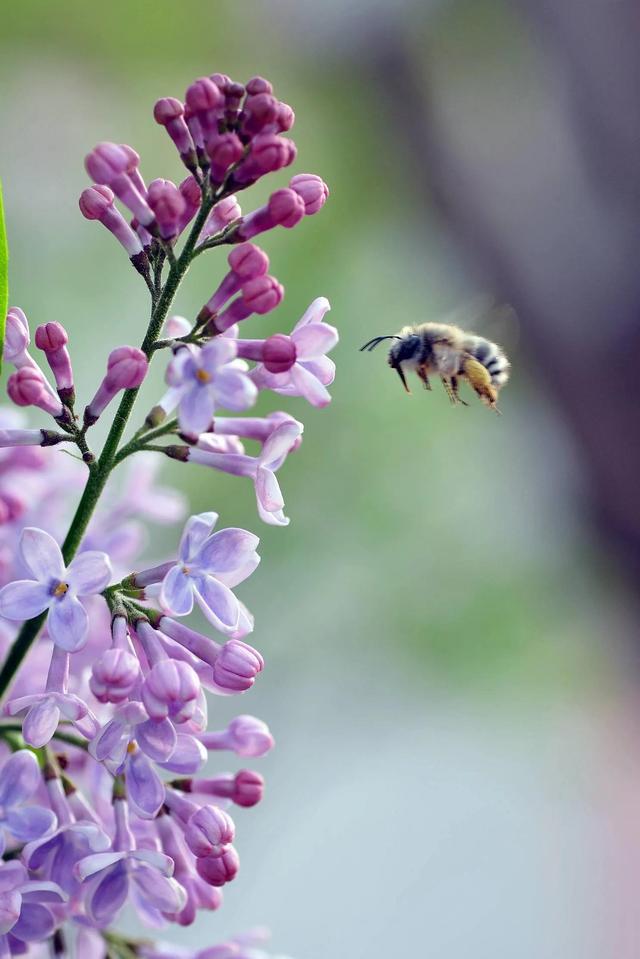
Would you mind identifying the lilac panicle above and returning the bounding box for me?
[0,63,333,959]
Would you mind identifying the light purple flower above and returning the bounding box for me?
[0,528,111,651]
[165,340,257,437]
[0,751,56,854]
[160,512,260,633]
[189,421,303,526]
[250,297,337,406]
[0,860,66,951]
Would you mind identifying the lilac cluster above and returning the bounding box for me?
[0,70,335,957]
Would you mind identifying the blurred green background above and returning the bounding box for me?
[2,2,640,956]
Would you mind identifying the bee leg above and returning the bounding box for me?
[417,365,432,390]
[440,377,458,405]
[450,376,469,407]
[461,354,500,411]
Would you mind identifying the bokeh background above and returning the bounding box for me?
[2,1,640,956]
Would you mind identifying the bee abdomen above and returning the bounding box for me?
[465,336,510,388]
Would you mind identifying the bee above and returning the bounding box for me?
[360,321,511,411]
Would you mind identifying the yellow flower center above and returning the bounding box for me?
[53,581,69,597]
[196,369,211,383]
[127,741,137,754]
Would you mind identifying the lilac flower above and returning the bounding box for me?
[84,346,148,426]
[188,769,264,808]
[7,366,65,419]
[188,421,303,525]
[165,340,257,437]
[0,860,66,951]
[0,528,111,651]
[248,297,337,406]
[159,512,260,632]
[24,813,110,900]
[155,618,263,692]
[0,751,56,854]
[34,322,74,402]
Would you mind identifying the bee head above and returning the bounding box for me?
[359,333,419,393]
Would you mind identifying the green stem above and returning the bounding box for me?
[0,191,215,702]
[0,721,88,750]
[114,417,179,466]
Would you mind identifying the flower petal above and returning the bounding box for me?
[214,368,258,412]
[290,362,331,407]
[195,528,260,574]
[193,574,239,634]
[178,384,215,436]
[19,527,64,582]
[0,581,51,621]
[160,566,194,617]
[23,700,60,748]
[0,891,21,935]
[215,552,261,589]
[200,337,237,371]
[158,733,207,775]
[291,320,338,359]
[260,421,302,470]
[10,902,56,942]
[0,750,40,807]
[47,595,88,651]
[136,718,177,763]
[86,861,129,926]
[66,550,112,595]
[255,467,284,513]
[301,354,335,386]
[74,851,126,882]
[132,865,186,915]
[125,750,164,819]
[5,806,56,844]
[291,296,331,332]
[178,512,218,562]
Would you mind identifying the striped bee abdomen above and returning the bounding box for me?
[464,335,510,388]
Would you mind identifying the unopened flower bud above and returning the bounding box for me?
[202,195,241,240]
[84,142,155,227]
[191,770,265,808]
[289,173,329,215]
[245,76,273,95]
[212,639,264,692]
[7,367,64,420]
[185,805,235,858]
[234,135,296,187]
[154,97,198,173]
[142,659,201,723]
[84,346,148,425]
[196,845,240,887]
[235,188,305,242]
[90,648,140,704]
[206,133,244,186]
[211,275,283,334]
[79,184,147,269]
[177,175,202,234]
[147,179,186,240]
[4,307,31,365]
[262,334,297,374]
[35,322,74,402]
[200,715,274,758]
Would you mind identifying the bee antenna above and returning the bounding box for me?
[359,335,402,352]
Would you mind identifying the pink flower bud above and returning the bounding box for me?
[245,76,273,95]
[147,179,186,240]
[84,142,154,228]
[79,185,145,260]
[186,77,225,143]
[84,346,148,425]
[212,639,264,692]
[196,845,240,887]
[84,142,129,183]
[242,275,284,314]
[206,133,244,185]
[35,322,74,395]
[276,102,295,132]
[234,135,296,187]
[177,175,202,233]
[202,195,241,240]
[290,173,329,215]
[7,367,63,418]
[185,806,235,858]
[200,715,274,758]
[232,769,264,807]
[142,659,201,723]
[228,242,269,279]
[262,334,297,374]
[268,188,305,228]
[154,97,198,173]
[90,648,140,704]
[241,94,279,137]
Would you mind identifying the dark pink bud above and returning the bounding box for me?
[206,133,244,185]
[241,275,284,315]
[276,102,295,132]
[177,176,202,233]
[7,367,63,418]
[263,334,297,374]
[154,98,198,173]
[84,142,129,183]
[268,188,305,228]
[106,346,148,389]
[246,76,273,95]
[228,243,269,279]
[147,179,186,240]
[154,96,184,125]
[90,648,140,704]
[35,322,68,352]
[186,77,225,114]
[212,639,264,692]
[210,73,231,91]
[241,94,279,137]
[290,173,329,215]
[79,184,114,219]
[196,846,240,887]
[232,769,264,808]
[185,806,235,858]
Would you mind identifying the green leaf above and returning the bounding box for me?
[0,180,8,375]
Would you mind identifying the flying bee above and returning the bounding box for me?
[360,320,511,411]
